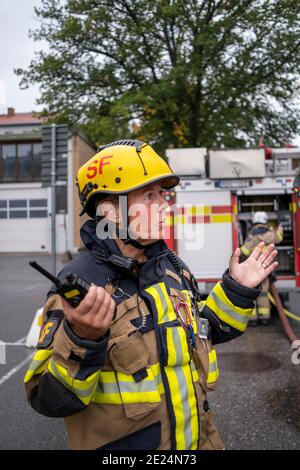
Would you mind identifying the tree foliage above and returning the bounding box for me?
[17,0,300,151]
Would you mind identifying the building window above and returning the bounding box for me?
[29,210,48,218]
[0,141,42,182]
[18,143,32,180]
[56,185,67,213]
[33,143,42,178]
[9,199,27,208]
[29,199,48,218]
[2,144,17,181]
[9,210,28,218]
[2,199,48,219]
[29,199,47,207]
[0,199,7,218]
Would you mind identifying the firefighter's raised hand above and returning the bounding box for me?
[62,285,116,340]
[229,242,278,289]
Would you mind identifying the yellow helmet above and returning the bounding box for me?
[76,139,180,217]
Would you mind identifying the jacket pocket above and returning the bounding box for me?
[110,294,150,339]
[108,332,161,419]
[98,421,161,451]
[109,331,150,375]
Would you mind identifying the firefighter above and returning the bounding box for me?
[240,211,283,326]
[24,140,278,450]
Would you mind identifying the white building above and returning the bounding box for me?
[0,108,95,253]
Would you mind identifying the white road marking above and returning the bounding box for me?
[0,336,28,346]
[0,352,34,386]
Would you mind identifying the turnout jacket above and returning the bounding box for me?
[24,220,260,451]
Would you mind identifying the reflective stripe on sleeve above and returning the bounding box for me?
[207,349,219,384]
[47,358,99,405]
[24,349,52,384]
[206,282,252,332]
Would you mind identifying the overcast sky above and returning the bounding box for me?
[0,0,44,113]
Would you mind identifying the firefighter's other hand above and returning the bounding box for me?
[62,285,116,340]
[229,242,278,289]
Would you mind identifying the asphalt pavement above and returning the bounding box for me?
[0,254,299,450]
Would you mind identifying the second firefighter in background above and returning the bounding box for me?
[240,211,283,326]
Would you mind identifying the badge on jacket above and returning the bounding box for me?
[197,318,209,339]
[38,318,60,349]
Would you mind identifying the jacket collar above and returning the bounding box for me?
[80,219,169,261]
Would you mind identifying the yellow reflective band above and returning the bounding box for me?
[257,308,270,316]
[47,358,99,405]
[24,349,52,384]
[145,283,177,324]
[164,364,199,450]
[207,282,252,332]
[166,326,190,367]
[207,370,219,384]
[190,357,200,382]
[240,245,251,256]
[92,363,164,405]
[277,227,284,242]
[118,366,161,404]
[64,289,80,299]
[146,283,199,449]
[197,300,205,313]
[207,349,219,384]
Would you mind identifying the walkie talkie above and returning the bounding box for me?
[29,261,90,308]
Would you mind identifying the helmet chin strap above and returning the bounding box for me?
[118,195,157,250]
[123,236,149,250]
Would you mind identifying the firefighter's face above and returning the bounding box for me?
[98,183,169,243]
[127,183,169,243]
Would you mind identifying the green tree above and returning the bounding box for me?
[17,0,300,151]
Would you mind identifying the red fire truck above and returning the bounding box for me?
[164,146,300,304]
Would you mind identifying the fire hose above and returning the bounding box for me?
[269,284,300,344]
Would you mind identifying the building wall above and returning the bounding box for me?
[0,183,49,252]
[0,119,96,254]
[71,134,96,251]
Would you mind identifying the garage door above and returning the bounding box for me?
[0,197,49,252]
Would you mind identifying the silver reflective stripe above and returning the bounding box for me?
[155,283,170,323]
[174,366,193,449]
[208,361,218,374]
[119,380,159,393]
[171,328,184,365]
[50,360,95,398]
[168,326,194,449]
[28,358,46,371]
[209,290,250,326]
[155,371,163,387]
[96,369,163,395]
[97,380,158,394]
[96,381,120,394]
